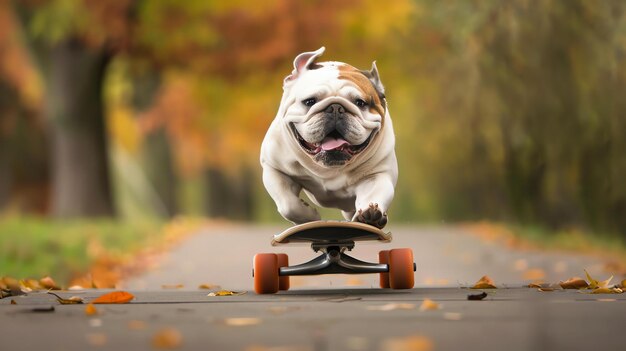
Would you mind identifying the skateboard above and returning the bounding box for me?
[252,220,416,294]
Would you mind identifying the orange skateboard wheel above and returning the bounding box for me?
[277,253,290,291]
[388,248,415,289]
[253,253,279,294]
[378,250,390,288]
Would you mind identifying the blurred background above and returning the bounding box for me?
[1,0,625,285]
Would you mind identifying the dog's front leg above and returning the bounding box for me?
[263,167,321,224]
[352,174,395,229]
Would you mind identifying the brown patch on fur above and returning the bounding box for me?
[338,64,386,118]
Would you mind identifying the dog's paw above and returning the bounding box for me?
[354,203,388,229]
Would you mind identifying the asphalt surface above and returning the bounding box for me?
[2,224,625,351]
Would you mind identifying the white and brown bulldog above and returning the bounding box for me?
[260,47,397,228]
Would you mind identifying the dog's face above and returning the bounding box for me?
[281,47,386,167]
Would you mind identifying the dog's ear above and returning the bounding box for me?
[284,47,325,85]
[368,61,385,97]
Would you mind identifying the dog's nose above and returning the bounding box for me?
[325,103,345,114]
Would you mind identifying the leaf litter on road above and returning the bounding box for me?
[91,291,135,304]
[47,291,84,304]
[207,290,246,297]
[559,277,589,289]
[470,275,497,289]
[222,317,262,327]
[419,299,441,311]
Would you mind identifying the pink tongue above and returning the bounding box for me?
[321,137,349,151]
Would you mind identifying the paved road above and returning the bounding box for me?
[2,224,625,351]
[124,224,613,291]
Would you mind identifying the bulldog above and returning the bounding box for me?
[260,47,397,229]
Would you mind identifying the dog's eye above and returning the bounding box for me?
[355,98,368,108]
[302,98,317,107]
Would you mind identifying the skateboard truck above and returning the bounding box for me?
[280,243,394,276]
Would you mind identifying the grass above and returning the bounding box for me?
[0,216,165,286]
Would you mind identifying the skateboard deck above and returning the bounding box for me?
[271,220,392,246]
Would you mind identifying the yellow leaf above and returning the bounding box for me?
[161,284,184,289]
[527,281,546,288]
[471,275,497,289]
[198,284,221,290]
[584,269,612,289]
[207,290,246,297]
[587,287,624,294]
[559,277,589,289]
[84,303,98,316]
[91,291,134,304]
[619,279,626,289]
[152,328,182,349]
[223,318,262,327]
[419,299,441,311]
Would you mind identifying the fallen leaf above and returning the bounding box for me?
[380,335,434,351]
[443,312,462,321]
[527,282,547,288]
[85,303,98,316]
[127,320,147,330]
[559,277,589,289]
[207,290,246,297]
[10,299,16,305]
[198,284,221,290]
[367,303,416,311]
[523,268,546,281]
[467,292,488,300]
[585,269,612,289]
[619,279,626,289]
[585,287,623,294]
[419,299,441,311]
[537,287,556,292]
[471,276,497,289]
[161,284,184,289]
[152,328,182,349]
[85,333,107,347]
[39,276,60,290]
[223,317,262,327]
[47,291,84,304]
[91,291,134,304]
[21,279,42,290]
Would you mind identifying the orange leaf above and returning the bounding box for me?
[471,275,497,289]
[85,303,98,316]
[91,291,134,304]
[39,276,60,290]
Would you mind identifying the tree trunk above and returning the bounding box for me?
[49,38,115,218]
[143,129,177,217]
[205,166,254,221]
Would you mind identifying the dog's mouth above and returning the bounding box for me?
[290,123,374,157]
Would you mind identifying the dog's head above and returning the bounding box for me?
[280,47,387,167]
